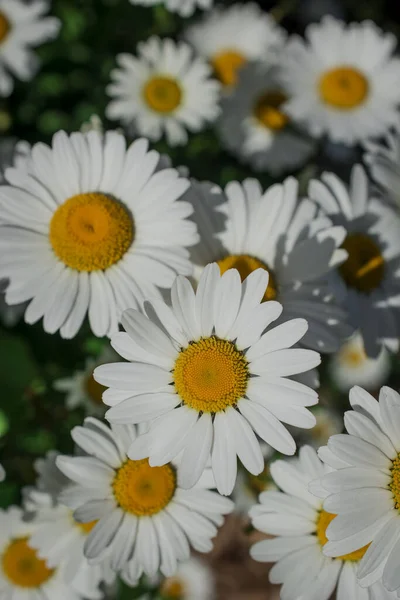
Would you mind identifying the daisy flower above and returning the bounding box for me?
[33,450,70,502]
[364,121,400,209]
[54,346,119,416]
[56,417,234,579]
[0,506,97,600]
[318,385,400,594]
[281,16,400,144]
[184,3,285,87]
[106,37,220,146]
[94,264,321,495]
[218,63,315,175]
[0,129,198,339]
[308,164,400,357]
[0,0,60,96]
[0,139,30,183]
[187,176,351,353]
[250,445,397,600]
[129,0,213,18]
[329,332,391,392]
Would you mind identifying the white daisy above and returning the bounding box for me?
[187,176,351,353]
[0,129,198,339]
[184,3,285,87]
[0,506,96,600]
[308,164,400,357]
[218,63,316,175]
[249,445,397,600]
[56,417,234,579]
[33,450,70,502]
[0,0,60,96]
[106,37,220,146]
[364,120,400,209]
[281,16,400,144]
[129,0,213,18]
[54,346,119,416]
[329,332,391,392]
[0,138,30,184]
[317,385,400,594]
[94,264,321,495]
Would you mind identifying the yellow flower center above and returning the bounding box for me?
[161,577,186,599]
[316,511,370,561]
[49,192,134,272]
[143,76,182,113]
[339,233,385,293]
[85,373,106,406]
[112,459,176,516]
[217,254,277,302]
[341,346,366,367]
[211,50,246,86]
[254,91,289,131]
[319,66,369,110]
[76,519,98,534]
[173,336,248,414]
[0,11,10,45]
[389,454,400,510]
[2,537,55,588]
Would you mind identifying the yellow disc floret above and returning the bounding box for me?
[0,11,10,45]
[389,454,400,510]
[339,233,385,293]
[173,336,249,413]
[112,459,176,516]
[49,192,134,272]
[211,50,246,86]
[161,577,186,599]
[2,537,55,588]
[217,254,278,302]
[316,511,370,561]
[254,91,289,131]
[319,66,369,110]
[76,519,98,534]
[143,76,182,113]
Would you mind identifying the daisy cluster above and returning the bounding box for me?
[1,1,400,600]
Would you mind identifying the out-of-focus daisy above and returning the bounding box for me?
[329,332,391,392]
[129,0,213,17]
[0,0,60,96]
[281,16,400,144]
[56,417,234,579]
[106,37,220,146]
[0,506,96,600]
[95,264,321,495]
[0,139,30,183]
[309,164,400,357]
[187,177,350,353]
[0,130,198,339]
[218,63,315,175]
[364,122,400,209]
[184,4,285,87]
[318,385,400,594]
[33,450,69,502]
[0,463,4,481]
[250,445,397,600]
[298,405,343,449]
[54,346,118,416]
[233,443,275,513]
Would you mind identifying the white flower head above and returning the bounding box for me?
[364,119,400,209]
[218,62,315,175]
[0,0,60,96]
[250,445,397,600]
[129,0,213,18]
[329,332,391,392]
[281,16,400,144]
[184,3,285,87]
[0,130,198,339]
[56,417,233,580]
[106,37,220,146]
[94,264,321,496]
[318,385,400,595]
[187,176,351,354]
[309,164,400,358]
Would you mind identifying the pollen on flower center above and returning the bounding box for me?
[173,336,249,413]
[49,192,134,272]
[316,511,370,561]
[341,347,366,367]
[0,11,10,45]
[161,576,186,599]
[2,537,55,588]
[254,91,289,131]
[339,233,385,293]
[143,76,182,113]
[211,50,246,86]
[85,373,106,406]
[319,66,369,110]
[389,454,400,510]
[112,459,176,516]
[217,254,278,301]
